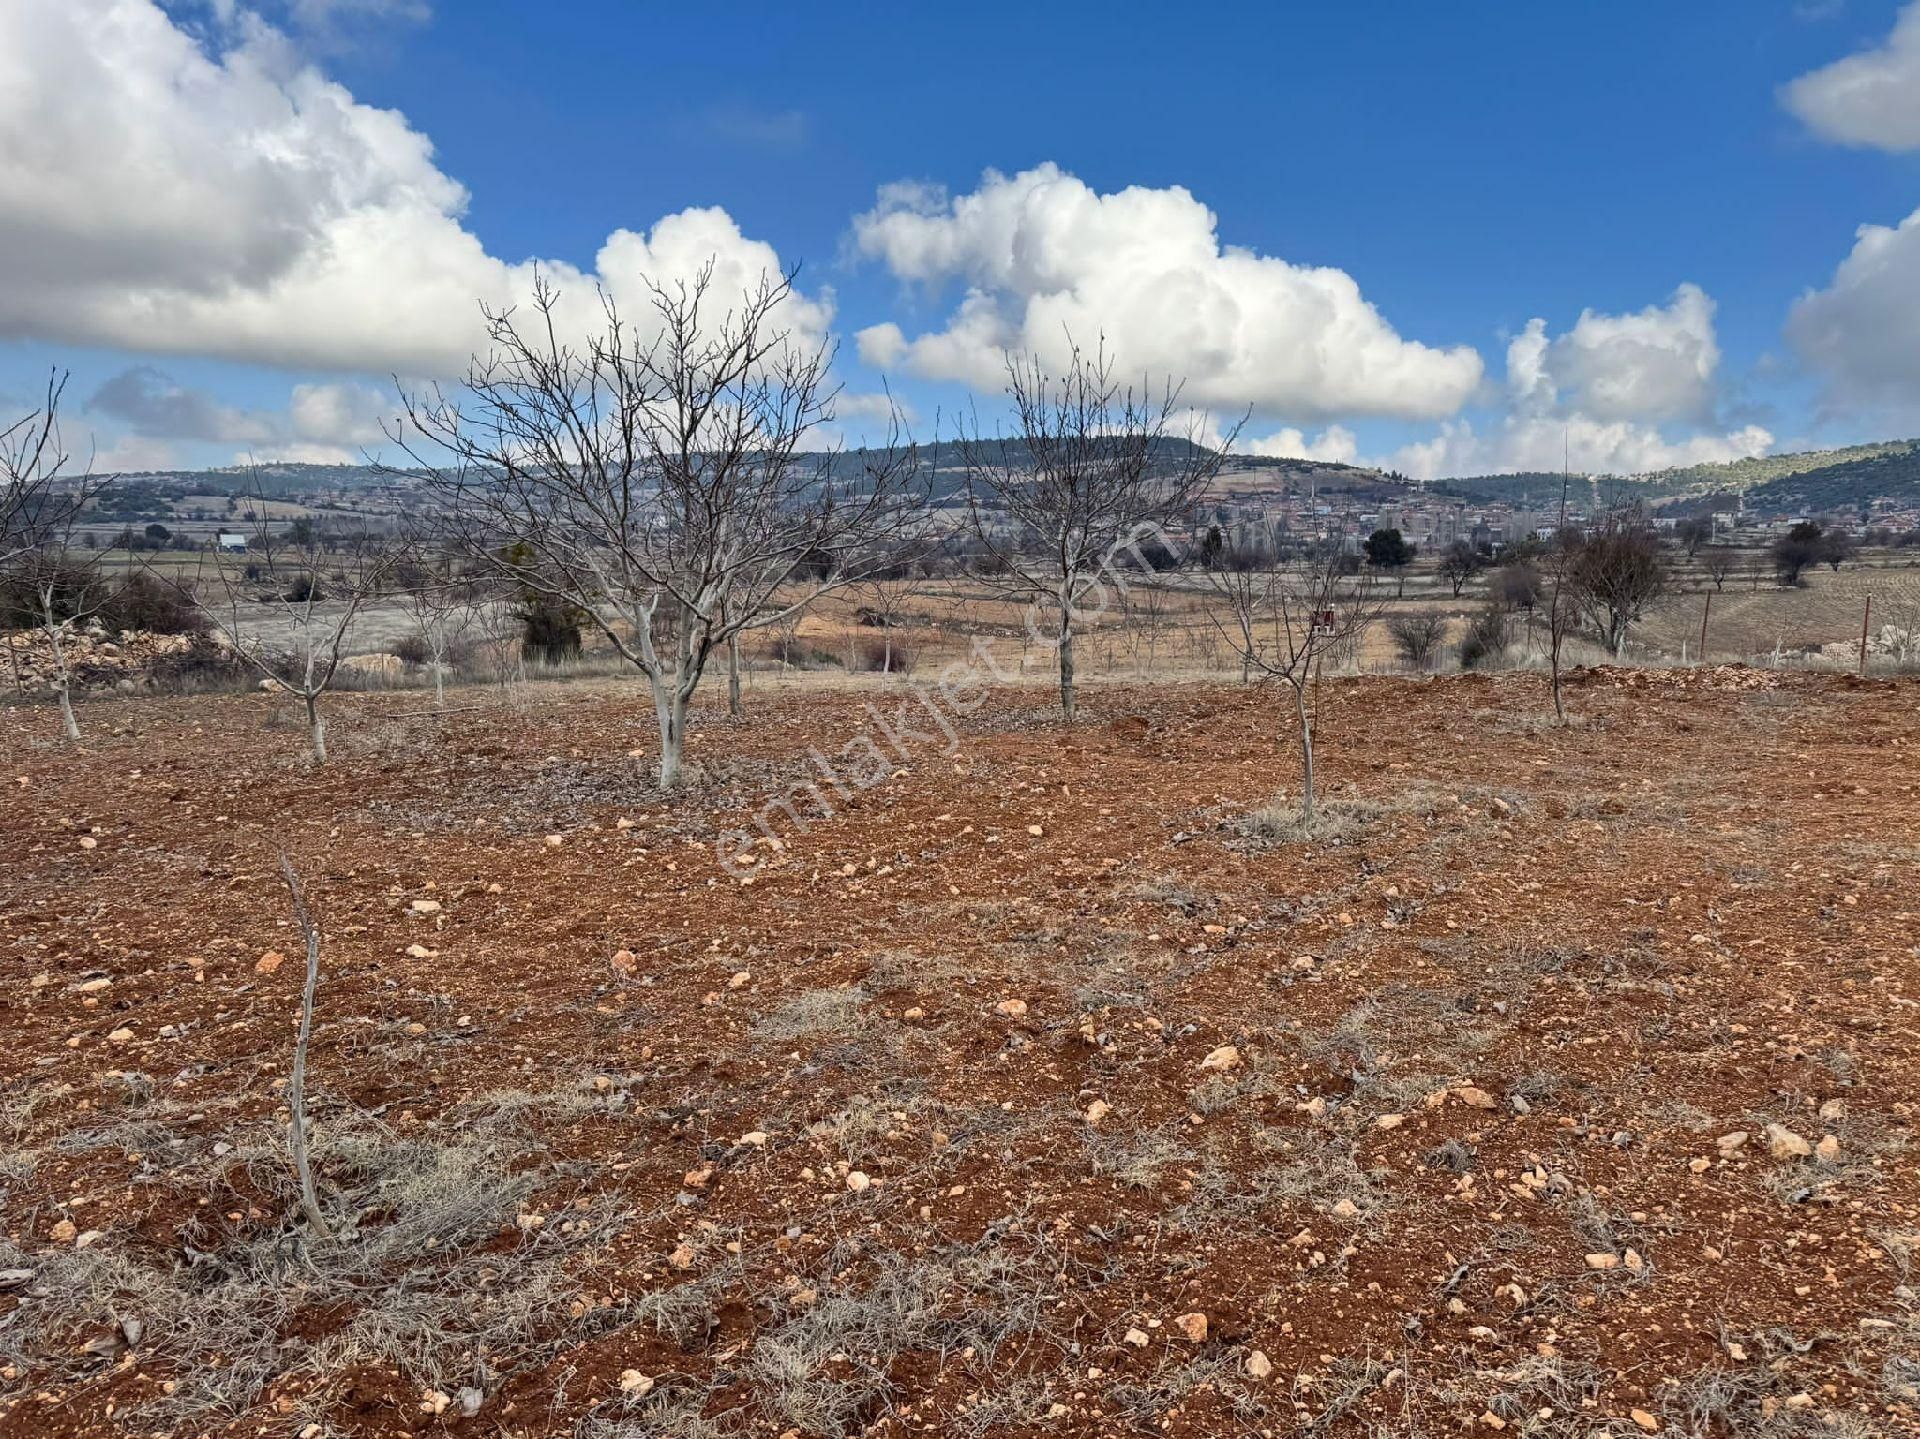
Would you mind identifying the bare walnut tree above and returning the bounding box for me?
[161,491,401,763]
[1,373,74,567]
[1,371,113,740]
[956,342,1236,723]
[396,265,926,788]
[1206,537,1386,822]
[1566,505,1668,660]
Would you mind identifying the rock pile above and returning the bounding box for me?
[1,625,201,695]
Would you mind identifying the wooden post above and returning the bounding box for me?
[1698,592,1712,667]
[1859,593,1872,678]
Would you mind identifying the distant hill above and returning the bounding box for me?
[1635,440,1918,496]
[101,435,1920,517]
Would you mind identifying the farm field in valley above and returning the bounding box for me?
[3,667,1918,1437]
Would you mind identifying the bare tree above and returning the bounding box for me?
[1436,540,1484,598]
[1,373,73,567]
[164,494,400,762]
[1129,578,1176,676]
[278,854,331,1239]
[1199,523,1276,683]
[1566,506,1668,659]
[956,342,1236,722]
[396,265,927,787]
[1206,541,1386,822]
[1544,457,1576,721]
[1,373,113,739]
[7,513,115,741]
[396,547,484,708]
[850,545,926,677]
[1702,546,1736,592]
[1386,611,1448,671]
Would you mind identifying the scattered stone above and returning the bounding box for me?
[1375,1113,1405,1130]
[845,1170,871,1193]
[1245,1349,1273,1380]
[727,969,752,990]
[1585,1252,1619,1270]
[1815,1134,1841,1162]
[740,1131,768,1148]
[1174,1312,1208,1343]
[254,950,286,975]
[1199,1044,1241,1074]
[1123,1327,1150,1347]
[408,898,443,916]
[1716,1131,1748,1155]
[1084,1099,1112,1127]
[619,1370,653,1396]
[405,944,435,959]
[1630,1410,1660,1433]
[50,1219,76,1244]
[1452,1086,1497,1110]
[994,998,1029,1018]
[1765,1123,1811,1160]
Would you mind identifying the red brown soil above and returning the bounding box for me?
[2,667,1918,1437]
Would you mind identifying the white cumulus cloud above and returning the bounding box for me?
[852,164,1483,423]
[0,0,828,377]
[1386,289,1771,480]
[1788,203,1920,411]
[1781,1,1920,152]
[1544,284,1722,424]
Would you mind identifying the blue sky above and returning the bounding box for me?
[3,0,1919,478]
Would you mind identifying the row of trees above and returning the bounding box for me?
[13,255,1826,821]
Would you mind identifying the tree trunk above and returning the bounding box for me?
[432,658,446,709]
[727,632,743,717]
[279,857,332,1240]
[44,620,80,740]
[1548,591,1566,723]
[304,692,328,765]
[1058,621,1076,724]
[655,682,689,788]
[55,680,80,741]
[1294,681,1316,822]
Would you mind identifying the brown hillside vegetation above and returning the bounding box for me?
[2,669,1918,1438]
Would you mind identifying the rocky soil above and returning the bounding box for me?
[1,667,1917,1438]
[1,627,202,696]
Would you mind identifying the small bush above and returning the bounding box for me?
[284,573,324,604]
[98,574,209,636]
[517,596,582,665]
[769,636,841,669]
[859,639,914,673]
[1386,613,1447,670]
[146,635,249,690]
[1457,606,1508,670]
[391,630,431,667]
